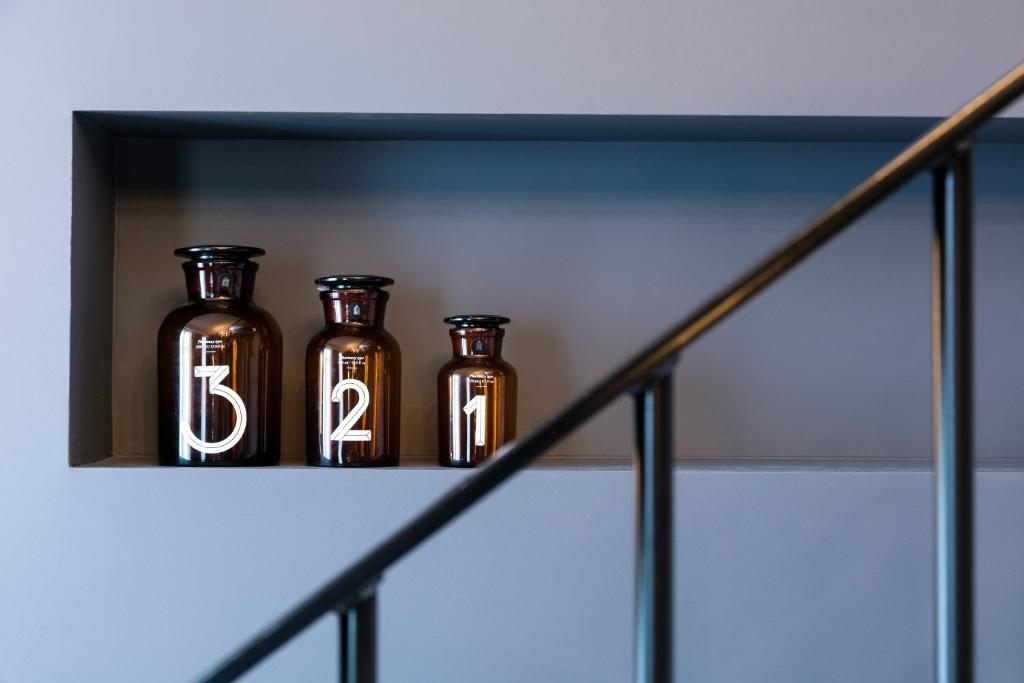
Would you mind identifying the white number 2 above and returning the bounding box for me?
[331,379,372,442]
[180,365,248,455]
[463,394,487,447]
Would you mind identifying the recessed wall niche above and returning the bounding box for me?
[68,112,1024,467]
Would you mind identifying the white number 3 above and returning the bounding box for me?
[180,364,248,456]
[331,379,372,442]
[463,394,487,447]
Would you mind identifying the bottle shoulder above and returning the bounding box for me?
[439,356,516,376]
[159,301,280,338]
[307,324,400,355]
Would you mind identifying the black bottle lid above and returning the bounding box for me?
[315,275,395,290]
[444,315,511,328]
[174,245,266,261]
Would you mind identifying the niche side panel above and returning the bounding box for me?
[69,114,115,465]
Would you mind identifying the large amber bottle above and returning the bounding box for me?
[157,245,282,466]
[438,315,517,467]
[306,276,401,466]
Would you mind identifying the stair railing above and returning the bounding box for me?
[200,62,1024,683]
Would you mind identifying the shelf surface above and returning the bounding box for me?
[76,454,1024,471]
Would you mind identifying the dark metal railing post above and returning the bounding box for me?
[337,587,378,683]
[633,364,675,683]
[932,146,974,683]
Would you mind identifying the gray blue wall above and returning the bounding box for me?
[109,139,1024,465]
[0,468,1020,682]
[1,2,1022,681]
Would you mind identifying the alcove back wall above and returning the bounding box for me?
[112,138,1024,462]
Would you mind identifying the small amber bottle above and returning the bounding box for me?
[306,276,401,466]
[438,315,517,467]
[157,245,282,466]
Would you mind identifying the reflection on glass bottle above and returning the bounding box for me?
[306,276,401,466]
[438,316,517,467]
[157,245,282,466]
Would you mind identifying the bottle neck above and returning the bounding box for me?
[450,328,504,359]
[183,261,257,302]
[321,289,388,327]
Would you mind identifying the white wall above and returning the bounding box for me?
[0,2,1022,681]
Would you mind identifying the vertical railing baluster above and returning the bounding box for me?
[337,587,378,683]
[932,146,974,683]
[633,365,675,683]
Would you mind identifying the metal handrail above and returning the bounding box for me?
[201,61,1024,683]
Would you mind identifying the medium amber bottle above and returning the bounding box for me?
[438,315,517,467]
[306,276,401,466]
[157,245,282,466]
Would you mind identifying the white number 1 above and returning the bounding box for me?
[331,379,372,442]
[463,394,487,447]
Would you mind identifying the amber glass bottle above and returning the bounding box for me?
[157,245,282,466]
[438,315,517,467]
[306,276,401,466]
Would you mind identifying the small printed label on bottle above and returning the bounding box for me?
[195,338,226,353]
[341,356,366,369]
[468,374,497,386]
